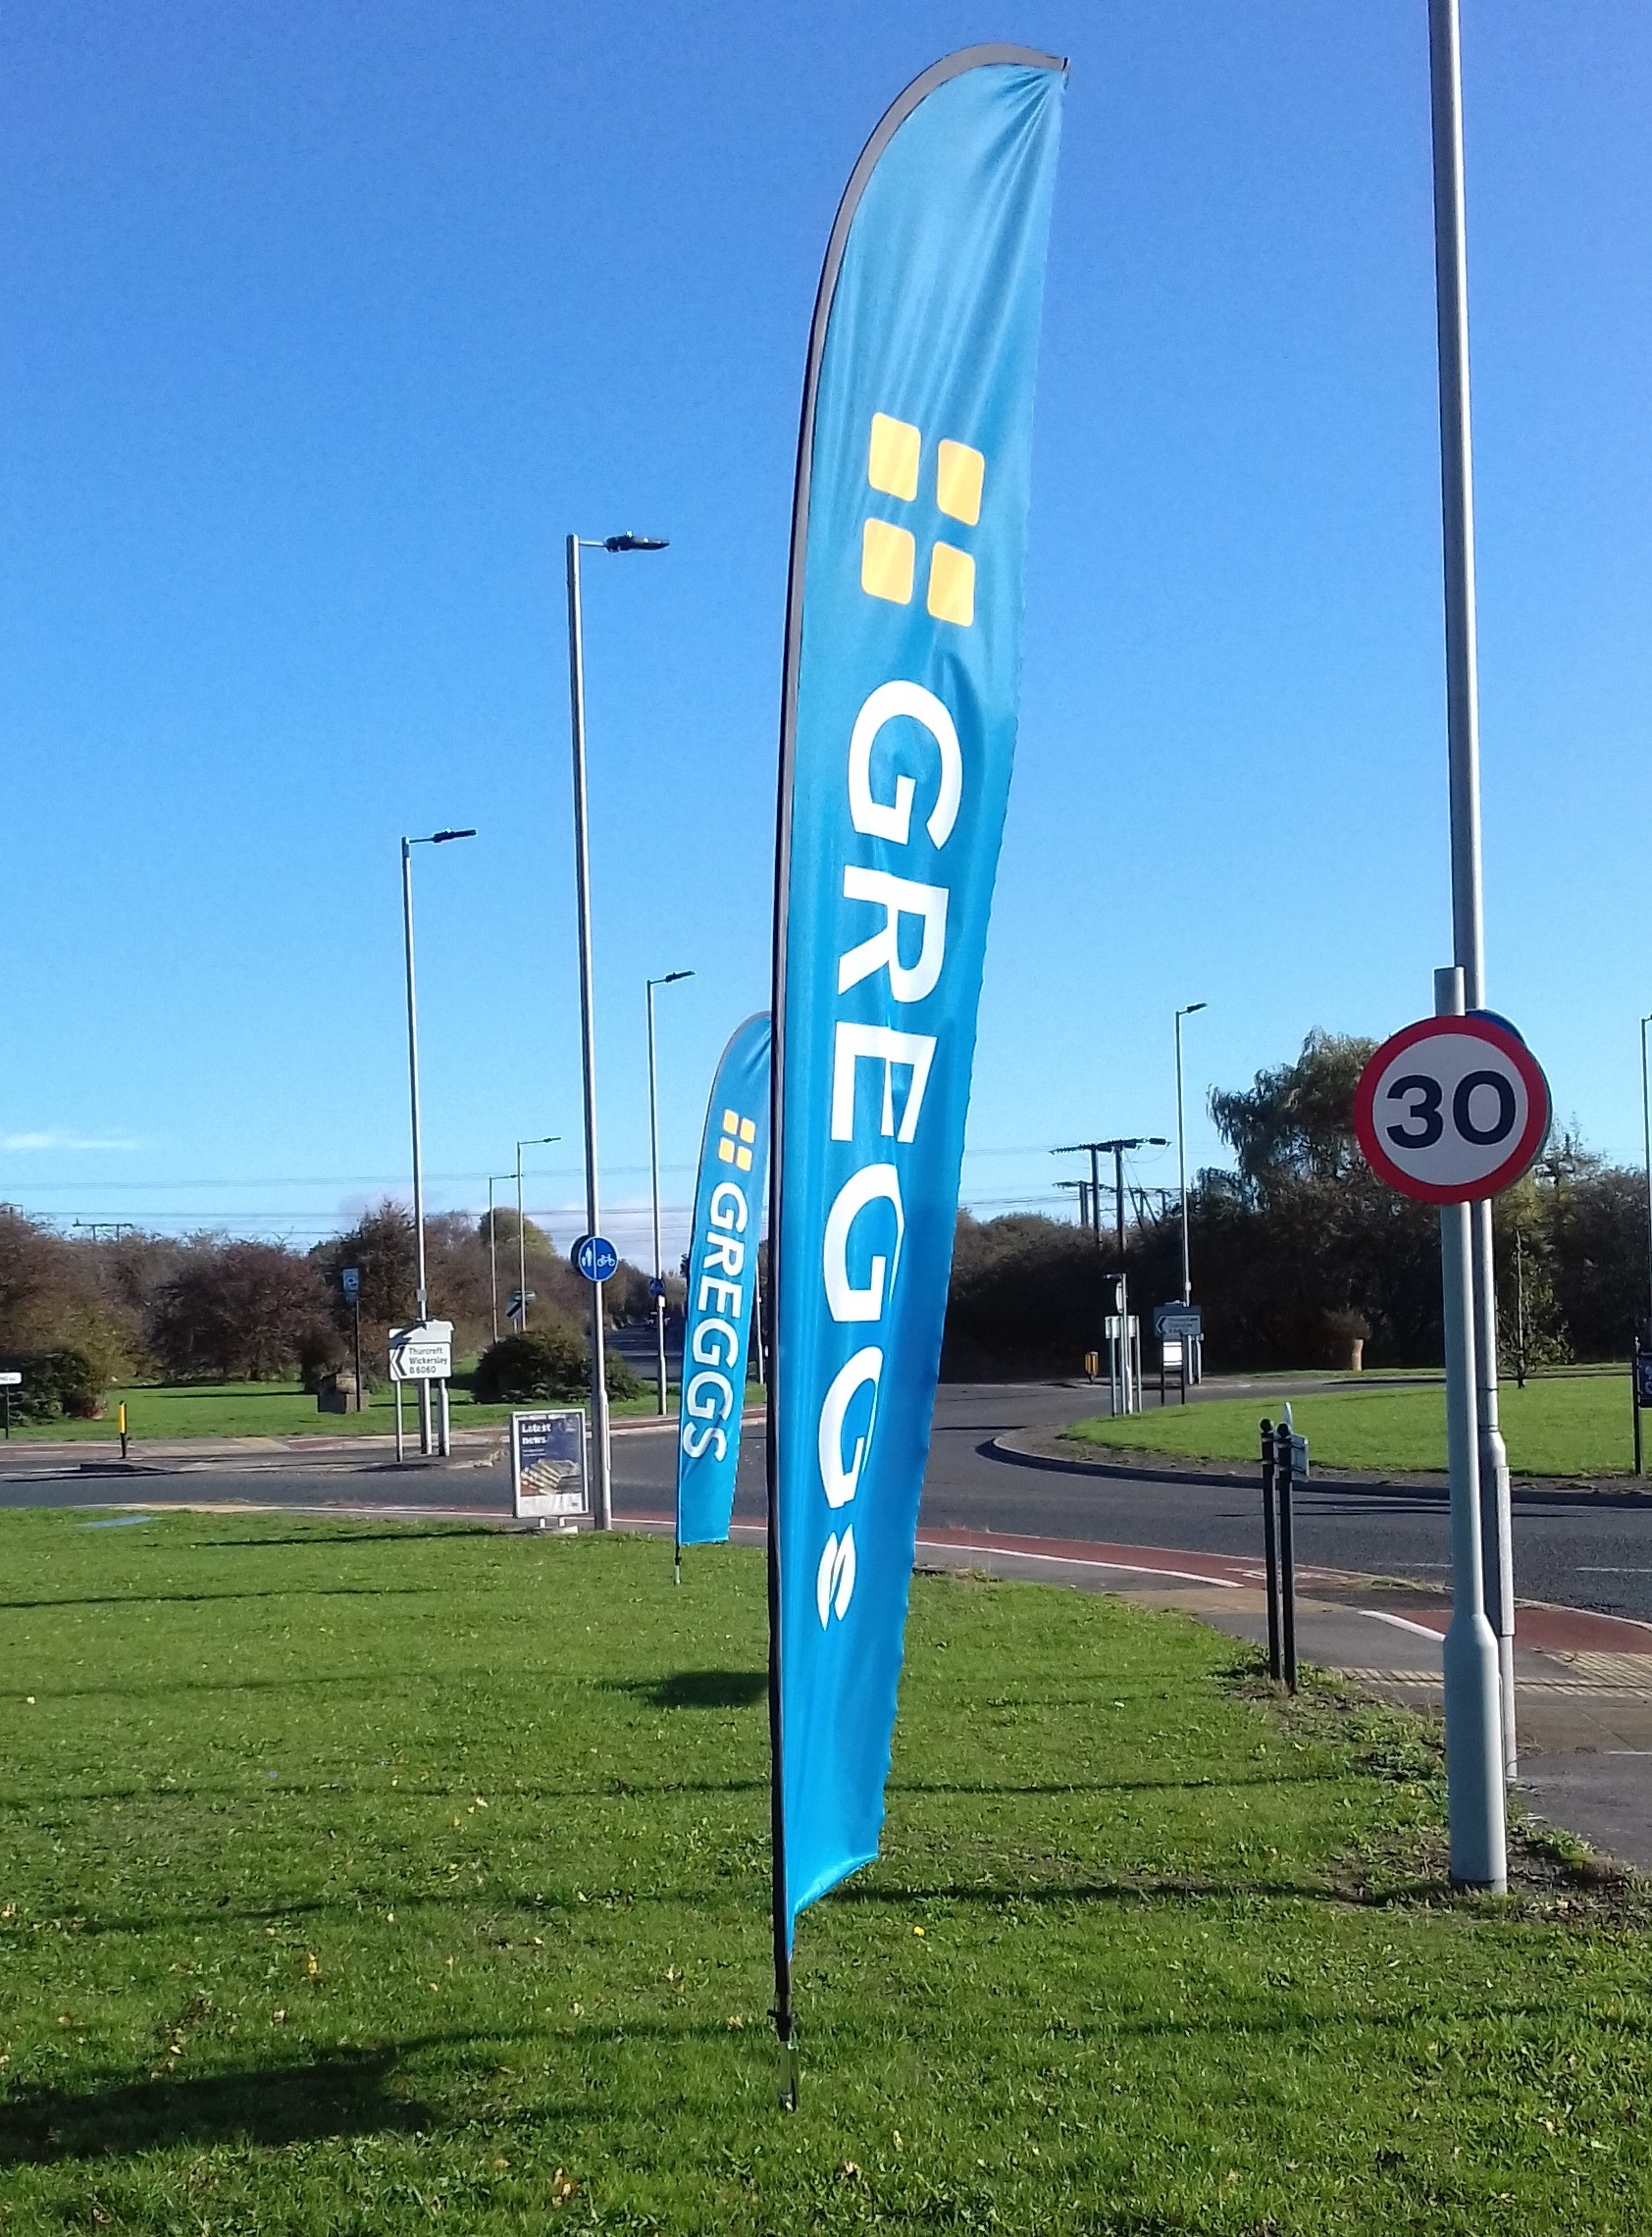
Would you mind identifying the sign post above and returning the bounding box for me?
[570,1235,618,1531]
[387,1321,454,1467]
[340,1268,363,1413]
[0,1368,19,1439]
[1354,979,1551,1892]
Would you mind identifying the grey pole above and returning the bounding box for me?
[487,1174,513,1346]
[564,531,668,1530]
[1428,0,1515,1783]
[400,838,432,1458]
[513,1136,558,1335]
[1436,963,1507,1891]
[1641,1015,1652,1339]
[567,534,613,1531]
[647,975,662,1411]
[516,1146,527,1333]
[1174,1002,1207,1307]
[399,829,475,1455]
[645,970,696,1417]
[488,1176,499,1346]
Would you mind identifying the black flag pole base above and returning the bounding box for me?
[773,2017,799,2111]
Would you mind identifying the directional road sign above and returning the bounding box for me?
[572,1233,619,1283]
[1354,1014,1550,1205]
[387,1320,454,1382]
[1152,1301,1203,1341]
[339,1267,361,1303]
[0,1371,21,1387]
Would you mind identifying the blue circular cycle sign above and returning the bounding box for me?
[572,1232,619,1283]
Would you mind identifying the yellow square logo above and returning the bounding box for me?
[718,1110,755,1173]
[867,412,920,501]
[927,542,975,627]
[936,439,984,526]
[860,518,915,605]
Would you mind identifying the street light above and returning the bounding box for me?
[485,1173,515,1345]
[567,528,669,1531]
[1054,1135,1169,1418]
[514,1136,561,1333]
[646,969,696,1415]
[1640,1014,1652,1342]
[1174,1003,1208,1308]
[400,827,476,1456]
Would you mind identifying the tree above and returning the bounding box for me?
[0,1208,136,1398]
[149,1238,331,1380]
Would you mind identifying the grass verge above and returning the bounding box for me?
[2,1513,1649,2232]
[1066,1369,1637,1477]
[5,1378,764,1444]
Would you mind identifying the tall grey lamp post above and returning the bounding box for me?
[486,1173,515,1345]
[1173,1002,1208,1308]
[401,827,476,1456]
[646,970,696,1414]
[567,529,669,1531]
[1641,1015,1652,1340]
[1428,0,1515,1786]
[513,1136,560,1334]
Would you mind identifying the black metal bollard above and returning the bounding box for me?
[1274,1420,1299,1694]
[1260,1418,1282,1682]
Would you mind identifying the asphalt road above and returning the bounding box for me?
[7,1380,1652,1626]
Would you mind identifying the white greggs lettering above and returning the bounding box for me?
[814,676,957,1629]
[681,1178,750,1464]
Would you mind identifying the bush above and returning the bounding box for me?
[473,1327,642,1406]
[2,1347,106,1423]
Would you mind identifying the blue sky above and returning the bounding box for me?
[2,2,1648,1262]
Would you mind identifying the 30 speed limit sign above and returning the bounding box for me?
[1354,1014,1550,1204]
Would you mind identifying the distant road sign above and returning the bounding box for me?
[1152,1302,1203,1340]
[0,1371,20,1386]
[573,1233,619,1283]
[506,1289,534,1326]
[340,1267,361,1303]
[1354,1014,1550,1204]
[387,1320,453,1382]
[647,1276,666,1301]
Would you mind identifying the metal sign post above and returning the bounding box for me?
[387,1321,454,1466]
[340,1268,364,1413]
[570,1234,618,1529]
[0,1368,19,1438]
[1353,977,1552,1892]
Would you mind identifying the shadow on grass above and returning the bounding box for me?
[191,1529,496,1550]
[0,1585,447,1614]
[889,1769,1329,1798]
[604,1670,768,1710]
[832,1871,1428,1909]
[0,2048,432,2164]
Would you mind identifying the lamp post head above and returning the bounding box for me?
[603,533,669,553]
[664,969,695,984]
[1183,1001,1208,1016]
[432,827,477,845]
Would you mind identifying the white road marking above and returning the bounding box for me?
[1358,1607,1446,1643]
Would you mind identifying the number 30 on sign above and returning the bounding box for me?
[1354,1014,1551,1205]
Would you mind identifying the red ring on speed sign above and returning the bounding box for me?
[1354,1014,1550,1205]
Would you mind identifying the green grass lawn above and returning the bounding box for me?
[4,1377,766,1444]
[1066,1369,1639,1478]
[3,1513,1650,2232]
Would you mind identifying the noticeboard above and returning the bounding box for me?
[511,1408,589,1521]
